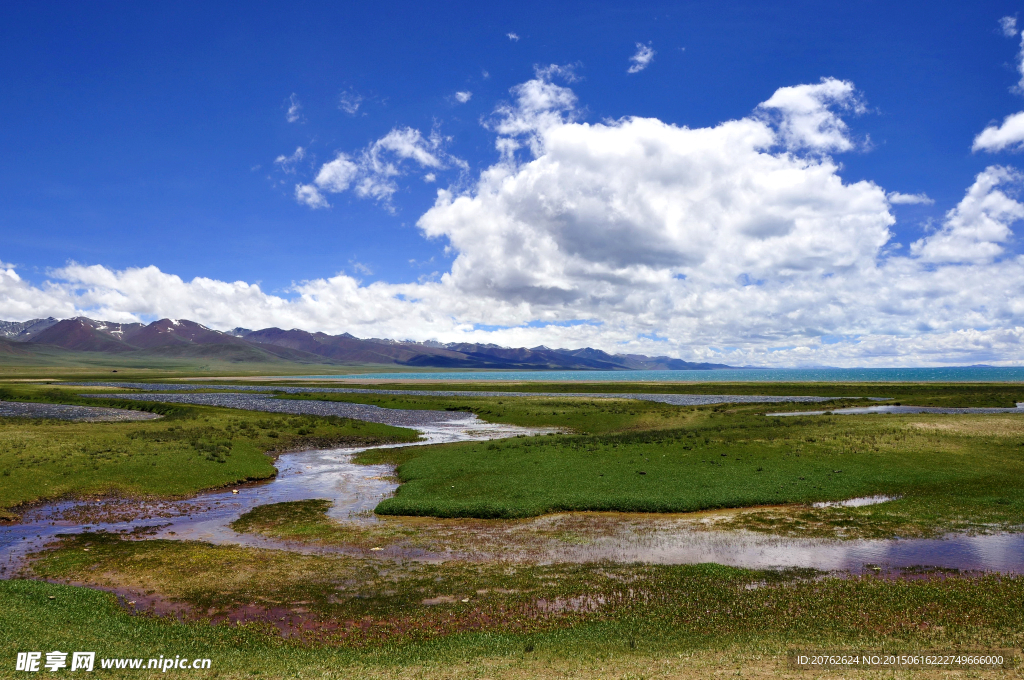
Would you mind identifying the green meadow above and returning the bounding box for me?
[0,385,418,518]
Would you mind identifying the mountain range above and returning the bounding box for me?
[0,316,736,370]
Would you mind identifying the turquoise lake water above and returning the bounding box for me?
[291,367,1024,382]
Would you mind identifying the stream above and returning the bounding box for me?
[1,392,1023,576]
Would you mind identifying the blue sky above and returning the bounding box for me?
[4,1,1024,366]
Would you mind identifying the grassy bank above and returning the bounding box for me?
[0,387,418,516]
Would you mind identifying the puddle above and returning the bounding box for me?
[768,404,1024,416]
[813,495,899,509]
[516,518,1024,573]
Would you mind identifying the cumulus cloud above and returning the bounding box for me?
[756,78,865,152]
[11,73,1024,366]
[910,166,1024,263]
[454,91,472,103]
[887,191,934,205]
[627,42,655,73]
[489,64,579,159]
[973,111,1024,152]
[285,93,303,123]
[418,71,893,335]
[507,32,520,41]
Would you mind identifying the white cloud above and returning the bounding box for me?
[313,154,359,192]
[423,173,436,182]
[1001,15,1018,38]
[973,111,1024,152]
[627,42,655,74]
[756,78,865,152]
[11,74,1024,366]
[887,191,934,205]
[507,32,520,41]
[293,127,464,207]
[910,166,1024,263]
[295,184,329,209]
[285,93,303,123]
[274,147,305,174]
[339,90,363,115]
[1016,34,1024,93]
[972,29,1024,152]
[454,91,472,103]
[489,65,580,159]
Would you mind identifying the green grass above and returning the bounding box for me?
[230,499,418,547]
[0,386,418,516]
[343,403,1024,535]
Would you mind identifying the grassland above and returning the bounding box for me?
[273,392,1024,536]
[11,533,1023,678]
[0,385,418,518]
[282,380,1024,406]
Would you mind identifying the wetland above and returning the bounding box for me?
[1,378,1024,678]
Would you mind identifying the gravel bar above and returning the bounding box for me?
[90,392,474,427]
[0,401,162,422]
[66,382,842,406]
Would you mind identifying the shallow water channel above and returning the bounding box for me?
[767,403,1024,416]
[2,396,1023,576]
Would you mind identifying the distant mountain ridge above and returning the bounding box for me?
[0,317,60,340]
[0,316,738,370]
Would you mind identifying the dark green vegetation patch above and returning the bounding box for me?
[340,399,1024,535]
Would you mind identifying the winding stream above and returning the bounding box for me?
[2,391,1023,575]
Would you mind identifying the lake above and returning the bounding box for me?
[290,366,1024,382]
